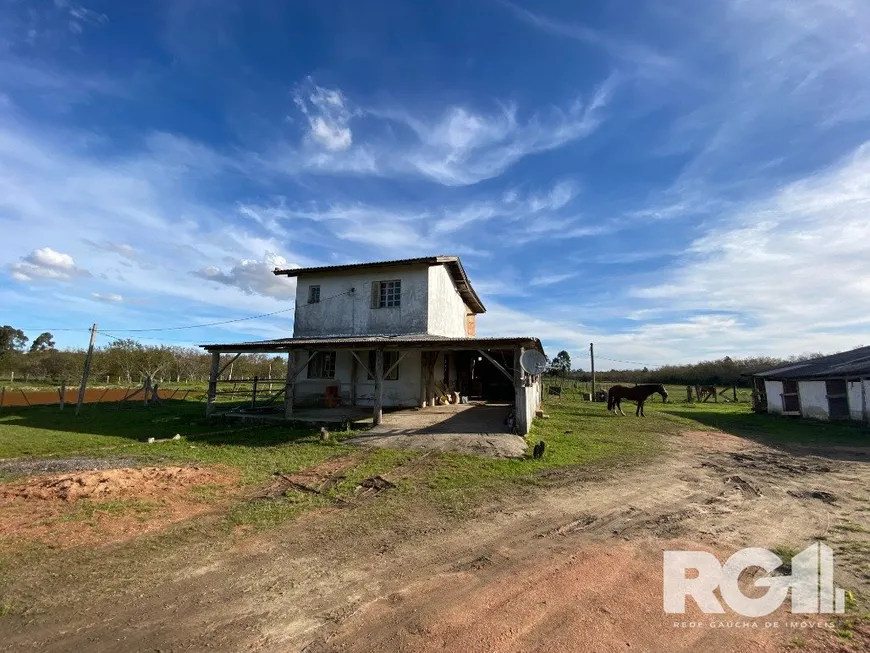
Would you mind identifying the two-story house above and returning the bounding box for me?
[201,255,544,434]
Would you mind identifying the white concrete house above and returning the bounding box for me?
[752,346,870,422]
[201,256,545,434]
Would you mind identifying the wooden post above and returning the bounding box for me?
[861,377,867,425]
[251,375,259,409]
[733,385,738,402]
[284,350,295,419]
[687,385,693,403]
[713,386,718,403]
[75,323,98,416]
[589,343,596,401]
[373,349,384,426]
[206,352,220,417]
[144,375,152,407]
[350,353,358,407]
[419,352,427,407]
[59,381,66,411]
[0,386,4,407]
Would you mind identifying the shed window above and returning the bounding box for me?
[307,351,336,379]
[368,351,399,380]
[826,379,849,420]
[372,280,401,308]
[781,379,800,413]
[308,285,321,304]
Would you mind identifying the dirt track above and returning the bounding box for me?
[2,429,869,652]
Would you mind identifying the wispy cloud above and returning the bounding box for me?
[258,77,617,187]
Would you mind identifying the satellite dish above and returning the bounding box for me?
[520,349,548,375]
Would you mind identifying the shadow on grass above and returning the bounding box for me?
[664,408,870,461]
[0,399,320,452]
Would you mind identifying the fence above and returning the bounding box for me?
[0,385,198,409]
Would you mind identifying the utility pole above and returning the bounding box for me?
[76,323,98,416]
[590,342,596,401]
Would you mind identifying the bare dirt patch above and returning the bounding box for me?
[3,427,870,652]
[0,465,237,548]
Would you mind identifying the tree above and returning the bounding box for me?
[548,350,572,376]
[0,325,28,358]
[29,332,56,353]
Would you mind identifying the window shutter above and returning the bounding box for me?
[371,281,380,308]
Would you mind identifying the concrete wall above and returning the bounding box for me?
[764,380,784,414]
[294,349,422,408]
[293,265,430,337]
[515,376,542,435]
[798,380,828,420]
[427,265,470,337]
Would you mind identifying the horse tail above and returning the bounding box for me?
[606,387,614,410]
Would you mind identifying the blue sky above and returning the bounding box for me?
[2,0,870,368]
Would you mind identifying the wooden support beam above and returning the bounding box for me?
[384,351,407,379]
[251,375,259,408]
[419,352,428,407]
[206,352,220,417]
[477,349,514,384]
[373,349,384,426]
[284,350,295,419]
[350,350,373,379]
[218,353,241,378]
[350,352,358,407]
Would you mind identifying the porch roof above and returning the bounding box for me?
[200,334,544,354]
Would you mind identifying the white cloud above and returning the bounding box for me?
[91,292,123,303]
[293,81,354,151]
[633,141,870,354]
[194,252,297,300]
[8,247,90,281]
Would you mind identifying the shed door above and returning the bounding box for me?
[825,379,849,420]
[781,380,800,414]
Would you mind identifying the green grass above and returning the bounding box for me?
[1,393,868,530]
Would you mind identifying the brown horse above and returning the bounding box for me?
[607,384,668,416]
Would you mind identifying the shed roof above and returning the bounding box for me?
[752,345,870,380]
[273,255,486,314]
[201,334,544,354]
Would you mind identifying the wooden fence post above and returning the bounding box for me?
[686,385,693,403]
[251,375,259,408]
[0,386,5,407]
[59,381,66,411]
[733,385,737,402]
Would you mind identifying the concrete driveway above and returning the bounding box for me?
[346,404,528,458]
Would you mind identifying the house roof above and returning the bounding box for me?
[273,255,486,314]
[201,334,544,354]
[752,345,870,380]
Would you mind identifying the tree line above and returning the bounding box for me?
[544,349,826,388]
[0,326,286,384]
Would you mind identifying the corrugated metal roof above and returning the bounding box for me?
[272,255,486,314]
[753,345,870,379]
[201,334,544,354]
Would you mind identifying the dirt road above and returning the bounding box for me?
[3,428,869,652]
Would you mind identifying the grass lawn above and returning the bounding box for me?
[1,393,867,528]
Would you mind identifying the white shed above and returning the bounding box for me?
[751,346,870,423]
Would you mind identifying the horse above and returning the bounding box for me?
[607,384,668,417]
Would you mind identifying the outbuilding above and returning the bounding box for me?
[751,346,870,422]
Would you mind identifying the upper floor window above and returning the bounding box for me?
[373,279,401,308]
[307,351,336,379]
[308,285,321,304]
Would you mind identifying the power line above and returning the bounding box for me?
[15,289,355,336]
[597,355,661,368]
